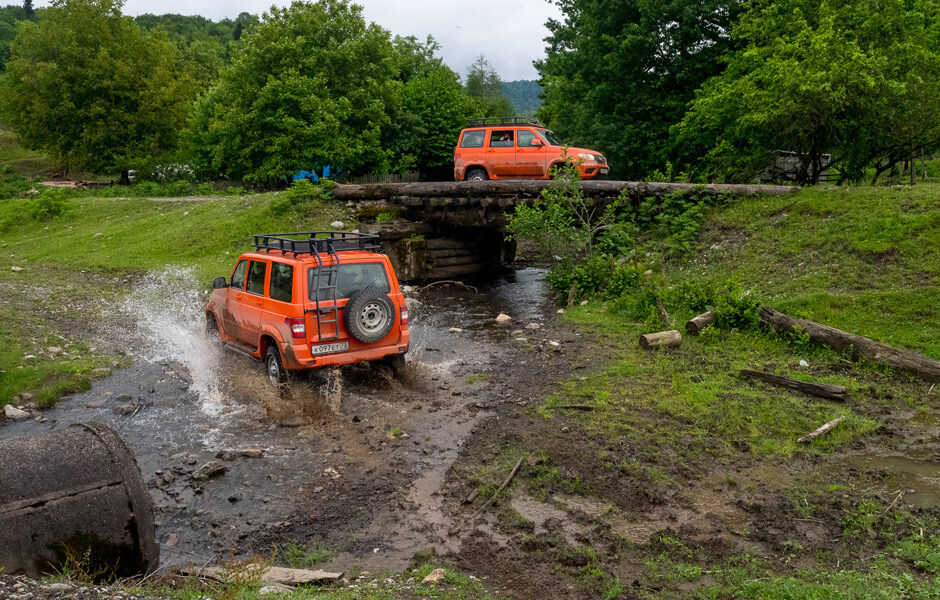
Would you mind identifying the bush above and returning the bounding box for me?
[714,288,761,330]
[270,179,333,216]
[26,188,72,220]
[604,264,640,299]
[0,174,33,200]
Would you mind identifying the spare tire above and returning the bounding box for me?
[344,287,395,343]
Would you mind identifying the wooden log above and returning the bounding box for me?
[685,310,716,335]
[759,306,940,383]
[798,415,845,443]
[656,298,671,327]
[639,330,682,349]
[738,369,847,401]
[177,565,343,586]
[332,181,800,201]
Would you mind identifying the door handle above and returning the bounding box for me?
[255,299,263,305]
[235,293,242,299]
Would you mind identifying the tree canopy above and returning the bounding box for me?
[186,0,399,183]
[0,0,195,178]
[465,55,514,117]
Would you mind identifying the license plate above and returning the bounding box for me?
[310,341,348,355]
[600,168,609,174]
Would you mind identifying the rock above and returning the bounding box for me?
[557,309,565,314]
[112,403,136,416]
[330,221,345,229]
[46,583,73,592]
[23,354,35,360]
[512,330,523,335]
[47,346,62,354]
[423,568,447,583]
[192,460,227,481]
[548,341,560,347]
[580,300,589,306]
[525,323,540,330]
[561,426,571,433]
[4,405,30,420]
[402,285,415,293]
[449,327,463,333]
[495,313,512,323]
[91,367,111,376]
[94,232,103,238]
[165,533,179,547]
[116,393,134,402]
[85,399,106,409]
[240,448,264,458]
[280,416,308,427]
[10,266,22,272]
[799,360,809,367]
[644,269,653,275]
[19,392,34,402]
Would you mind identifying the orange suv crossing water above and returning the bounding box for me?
[205,232,409,384]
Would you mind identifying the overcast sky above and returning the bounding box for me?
[35,0,562,81]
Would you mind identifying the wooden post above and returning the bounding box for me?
[639,330,682,349]
[685,310,716,335]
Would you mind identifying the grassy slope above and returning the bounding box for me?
[519,183,940,598]
[0,193,347,406]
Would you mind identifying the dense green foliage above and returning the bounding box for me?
[0,4,30,70]
[465,55,514,117]
[502,79,541,116]
[537,0,741,180]
[677,0,940,184]
[0,0,195,178]
[186,0,399,183]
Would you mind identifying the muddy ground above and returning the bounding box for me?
[2,266,939,599]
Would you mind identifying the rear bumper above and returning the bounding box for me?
[280,330,410,370]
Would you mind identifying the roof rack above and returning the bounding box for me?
[465,117,543,128]
[251,231,380,257]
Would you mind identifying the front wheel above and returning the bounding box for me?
[265,345,287,386]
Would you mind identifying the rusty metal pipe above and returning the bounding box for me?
[0,423,159,578]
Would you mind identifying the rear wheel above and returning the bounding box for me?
[265,345,287,386]
[466,167,488,182]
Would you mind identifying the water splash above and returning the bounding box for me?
[121,266,227,413]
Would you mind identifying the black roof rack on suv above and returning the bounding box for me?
[251,231,380,256]
[465,117,543,127]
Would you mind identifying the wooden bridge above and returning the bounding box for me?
[337,180,799,281]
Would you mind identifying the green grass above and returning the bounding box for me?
[0,132,52,178]
[0,191,348,407]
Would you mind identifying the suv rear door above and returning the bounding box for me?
[486,129,517,178]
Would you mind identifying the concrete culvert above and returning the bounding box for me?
[0,423,159,578]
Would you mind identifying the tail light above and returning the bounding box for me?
[285,317,305,339]
[400,306,409,326]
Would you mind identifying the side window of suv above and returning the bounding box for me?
[489,130,514,147]
[246,260,268,296]
[518,130,539,147]
[460,130,485,148]
[269,262,294,303]
[231,260,247,290]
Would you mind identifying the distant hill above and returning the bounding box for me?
[502,80,542,117]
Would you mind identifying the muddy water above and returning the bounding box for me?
[0,267,551,572]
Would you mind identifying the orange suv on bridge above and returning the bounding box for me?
[454,117,609,181]
[206,232,409,384]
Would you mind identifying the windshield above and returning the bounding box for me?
[536,128,563,146]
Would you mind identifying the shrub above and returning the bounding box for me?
[0,174,33,200]
[604,264,640,299]
[270,179,333,216]
[714,288,761,330]
[26,188,72,220]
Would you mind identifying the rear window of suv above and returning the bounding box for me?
[460,130,485,148]
[309,262,391,301]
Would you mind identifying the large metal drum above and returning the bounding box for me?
[0,423,159,577]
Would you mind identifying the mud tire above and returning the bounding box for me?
[344,287,395,343]
[265,345,287,386]
[206,314,223,346]
[373,354,406,373]
[466,168,488,182]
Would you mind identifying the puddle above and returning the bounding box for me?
[0,266,551,571]
[839,454,940,509]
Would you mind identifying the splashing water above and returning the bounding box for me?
[121,266,227,413]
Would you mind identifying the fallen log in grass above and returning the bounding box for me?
[759,306,940,383]
[639,330,682,349]
[739,369,848,401]
[685,310,716,335]
[798,415,845,443]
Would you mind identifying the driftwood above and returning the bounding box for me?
[473,456,525,518]
[738,369,848,401]
[759,306,940,383]
[177,565,343,586]
[686,310,716,335]
[639,330,682,350]
[797,416,845,443]
[656,298,671,328]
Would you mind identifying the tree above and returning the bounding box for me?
[0,0,195,181]
[186,0,399,183]
[22,0,33,20]
[676,0,940,184]
[536,0,742,180]
[465,55,514,117]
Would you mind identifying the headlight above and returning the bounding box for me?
[578,152,595,161]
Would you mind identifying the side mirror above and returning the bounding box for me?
[531,139,544,147]
[212,276,229,289]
